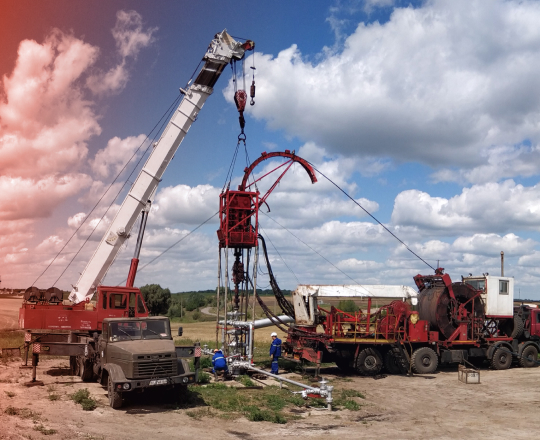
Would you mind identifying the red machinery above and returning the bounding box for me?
[19,286,149,331]
[216,150,317,312]
[284,268,540,376]
[215,150,317,356]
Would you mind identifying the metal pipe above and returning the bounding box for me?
[223,247,229,353]
[251,244,258,359]
[234,362,317,390]
[501,251,504,277]
[219,315,294,329]
[216,248,221,347]
[248,322,253,363]
[230,361,333,410]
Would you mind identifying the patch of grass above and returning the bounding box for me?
[331,388,364,411]
[4,405,19,416]
[0,330,25,349]
[198,371,211,383]
[191,382,314,423]
[46,385,60,401]
[186,407,214,420]
[70,389,97,411]
[343,400,360,411]
[199,356,213,369]
[237,375,255,387]
[4,406,41,421]
[5,390,15,397]
[33,425,57,436]
[338,388,365,399]
[243,405,287,424]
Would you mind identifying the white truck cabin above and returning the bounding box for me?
[463,275,514,317]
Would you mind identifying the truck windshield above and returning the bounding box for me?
[110,320,170,341]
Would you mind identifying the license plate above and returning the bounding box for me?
[149,379,167,386]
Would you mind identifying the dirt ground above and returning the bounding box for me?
[0,356,539,440]
[2,298,540,439]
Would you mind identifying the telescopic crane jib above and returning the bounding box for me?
[20,30,254,331]
[69,30,254,305]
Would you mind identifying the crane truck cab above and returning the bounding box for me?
[93,317,196,409]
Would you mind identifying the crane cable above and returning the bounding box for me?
[306,161,436,272]
[115,211,218,285]
[260,212,364,286]
[52,95,182,287]
[32,93,182,287]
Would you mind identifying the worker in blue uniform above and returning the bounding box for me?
[269,332,282,375]
[212,348,228,374]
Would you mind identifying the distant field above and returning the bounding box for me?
[0,297,22,330]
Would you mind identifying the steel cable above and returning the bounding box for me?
[306,161,436,272]
[33,94,182,287]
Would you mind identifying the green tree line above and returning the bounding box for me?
[140,284,291,317]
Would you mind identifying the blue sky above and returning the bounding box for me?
[2,0,540,300]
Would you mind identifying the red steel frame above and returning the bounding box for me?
[217,150,317,249]
[19,286,148,331]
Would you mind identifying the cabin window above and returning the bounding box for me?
[466,279,485,291]
[499,280,509,295]
[102,292,107,309]
[109,293,127,309]
[137,295,147,314]
[536,312,540,324]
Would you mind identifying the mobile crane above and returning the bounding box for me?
[18,30,254,408]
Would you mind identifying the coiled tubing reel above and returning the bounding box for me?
[415,269,485,340]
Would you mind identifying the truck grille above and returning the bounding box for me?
[134,359,177,378]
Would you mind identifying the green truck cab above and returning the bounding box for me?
[95,317,197,408]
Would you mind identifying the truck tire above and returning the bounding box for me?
[411,347,438,374]
[171,384,189,404]
[355,348,383,376]
[79,358,94,382]
[500,315,524,339]
[490,347,512,370]
[519,345,539,368]
[70,356,79,376]
[384,350,402,375]
[107,375,123,409]
[335,356,355,373]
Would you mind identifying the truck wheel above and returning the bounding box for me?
[355,348,383,376]
[172,384,189,404]
[335,356,355,373]
[107,375,123,409]
[519,345,539,368]
[500,315,524,339]
[79,359,94,382]
[70,356,79,376]
[490,348,512,370]
[411,347,438,374]
[384,350,402,375]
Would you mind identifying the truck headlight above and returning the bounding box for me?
[182,377,189,384]
[122,383,131,390]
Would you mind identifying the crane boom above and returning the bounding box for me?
[69,30,253,304]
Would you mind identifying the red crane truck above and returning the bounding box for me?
[18,30,254,408]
